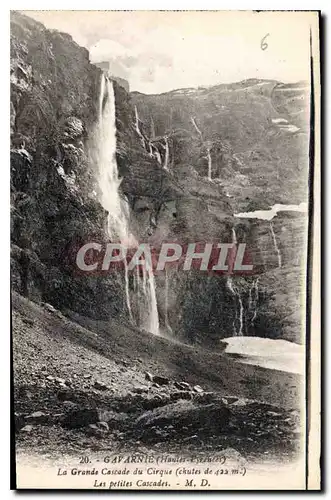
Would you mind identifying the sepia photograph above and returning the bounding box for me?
[10,9,321,490]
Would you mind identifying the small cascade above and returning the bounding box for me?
[190,116,213,181]
[147,268,160,334]
[150,116,156,139]
[134,109,168,171]
[270,222,282,268]
[134,107,163,167]
[148,142,153,157]
[134,105,146,149]
[206,146,212,180]
[226,228,244,336]
[140,264,160,335]
[248,278,259,326]
[152,144,162,164]
[226,277,244,337]
[164,268,173,334]
[163,137,170,171]
[190,116,203,138]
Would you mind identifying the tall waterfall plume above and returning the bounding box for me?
[96,75,135,323]
[97,79,159,335]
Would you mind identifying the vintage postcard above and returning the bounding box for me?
[10,10,321,490]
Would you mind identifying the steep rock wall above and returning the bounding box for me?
[10,11,307,345]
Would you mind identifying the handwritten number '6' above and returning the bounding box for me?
[261,33,270,51]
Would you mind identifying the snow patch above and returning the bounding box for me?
[234,202,307,221]
[272,118,288,125]
[222,336,304,374]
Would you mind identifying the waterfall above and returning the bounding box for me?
[270,222,282,268]
[206,146,212,180]
[134,105,146,149]
[190,116,203,138]
[147,268,160,334]
[139,264,160,335]
[150,116,156,139]
[226,228,244,336]
[237,285,244,336]
[191,116,213,181]
[163,137,169,171]
[164,268,173,334]
[97,76,160,335]
[148,142,153,157]
[249,278,259,326]
[152,144,162,164]
[97,75,133,323]
[134,108,165,169]
[99,90,160,335]
[98,77,129,241]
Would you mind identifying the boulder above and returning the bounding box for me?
[174,381,191,391]
[26,411,50,425]
[94,380,110,391]
[170,391,193,402]
[21,424,34,433]
[87,421,109,436]
[132,386,149,394]
[63,117,84,140]
[144,372,153,382]
[62,408,100,429]
[44,303,56,313]
[193,385,203,393]
[14,412,26,432]
[135,400,231,441]
[153,375,169,386]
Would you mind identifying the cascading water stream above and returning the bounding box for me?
[226,228,244,336]
[191,116,213,180]
[135,106,162,167]
[97,75,160,335]
[249,278,259,326]
[163,137,169,171]
[148,142,153,157]
[206,146,212,181]
[270,222,282,268]
[152,144,162,164]
[134,105,146,149]
[150,116,156,139]
[164,268,173,334]
[128,100,160,334]
[97,75,133,323]
[190,116,203,138]
[139,263,160,335]
[147,268,160,334]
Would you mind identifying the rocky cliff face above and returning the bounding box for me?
[130,81,309,345]
[132,79,309,213]
[11,11,308,345]
[11,11,124,319]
